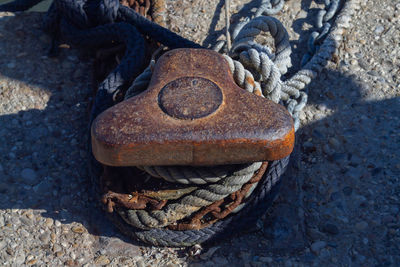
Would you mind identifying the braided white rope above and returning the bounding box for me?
[232,16,292,74]
[139,163,257,185]
[226,0,358,130]
[118,162,263,229]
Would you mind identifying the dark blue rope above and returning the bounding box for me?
[0,0,203,121]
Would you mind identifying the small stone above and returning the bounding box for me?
[312,129,324,139]
[328,137,341,150]
[20,216,33,226]
[71,226,85,234]
[330,153,346,163]
[53,244,62,253]
[55,220,61,227]
[51,232,57,243]
[317,104,327,112]
[97,237,141,259]
[311,241,327,254]
[33,180,53,195]
[0,215,5,227]
[342,186,353,196]
[240,251,251,261]
[199,246,220,260]
[15,253,26,265]
[322,223,339,235]
[94,255,110,265]
[65,260,76,266]
[306,227,324,241]
[212,256,229,265]
[26,259,37,265]
[358,58,368,70]
[0,240,6,250]
[7,62,16,69]
[346,167,362,179]
[374,25,384,34]
[20,168,38,186]
[136,259,145,267]
[39,232,51,243]
[6,246,14,256]
[259,257,273,263]
[45,218,54,227]
[355,221,369,231]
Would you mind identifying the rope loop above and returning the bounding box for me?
[232,15,292,75]
[238,48,281,102]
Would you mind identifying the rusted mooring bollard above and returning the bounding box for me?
[91,48,294,166]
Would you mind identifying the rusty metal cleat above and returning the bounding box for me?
[91,48,294,166]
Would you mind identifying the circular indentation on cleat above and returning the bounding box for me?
[158,77,223,120]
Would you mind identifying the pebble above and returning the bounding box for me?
[342,186,353,196]
[26,258,37,265]
[32,180,53,195]
[259,257,273,263]
[136,259,145,267]
[15,253,26,265]
[7,62,16,69]
[355,221,369,231]
[45,218,54,227]
[94,255,110,265]
[374,25,384,34]
[39,232,51,243]
[0,214,4,227]
[20,168,38,186]
[311,241,327,254]
[0,240,6,250]
[53,244,62,253]
[71,226,85,234]
[20,216,33,226]
[328,137,341,150]
[212,256,229,265]
[322,223,340,235]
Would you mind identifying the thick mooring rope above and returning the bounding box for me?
[101,158,289,246]
[119,163,262,229]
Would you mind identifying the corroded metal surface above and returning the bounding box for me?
[91,48,295,166]
[158,77,223,119]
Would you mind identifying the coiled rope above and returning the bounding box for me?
[0,0,359,246]
[119,0,359,232]
[119,162,262,229]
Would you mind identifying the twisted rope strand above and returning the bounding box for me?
[119,162,262,229]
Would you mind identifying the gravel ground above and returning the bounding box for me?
[0,0,399,266]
